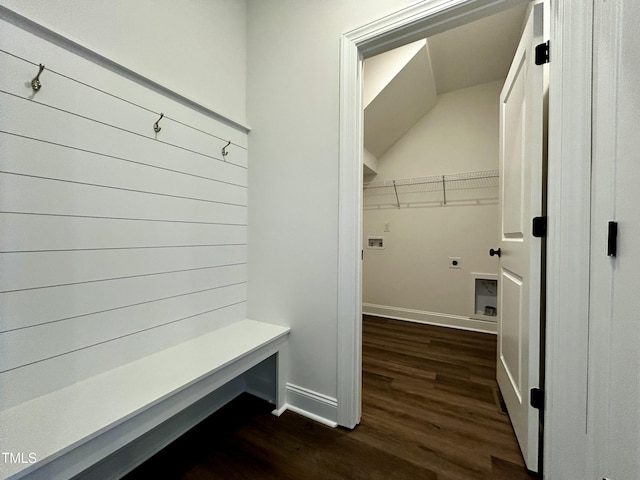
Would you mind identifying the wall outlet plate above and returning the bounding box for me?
[449,257,461,269]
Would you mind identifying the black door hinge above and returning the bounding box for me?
[535,41,550,65]
[530,388,544,410]
[607,221,618,257]
[532,216,547,238]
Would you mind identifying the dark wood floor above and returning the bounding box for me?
[123,316,536,480]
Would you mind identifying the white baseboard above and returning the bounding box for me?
[285,384,338,428]
[363,303,497,334]
[271,404,288,417]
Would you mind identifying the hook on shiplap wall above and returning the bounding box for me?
[31,64,45,91]
[153,113,164,133]
[221,140,231,160]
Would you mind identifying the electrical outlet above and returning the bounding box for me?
[449,257,461,269]
[384,222,391,232]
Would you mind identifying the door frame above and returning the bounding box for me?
[337,0,594,477]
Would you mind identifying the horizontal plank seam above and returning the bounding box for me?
[0,48,248,149]
[0,262,247,294]
[1,281,248,333]
[0,243,248,254]
[0,171,248,208]
[0,89,247,169]
[0,300,248,373]
[0,210,247,226]
[0,130,248,188]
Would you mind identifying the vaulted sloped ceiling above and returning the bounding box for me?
[364,43,437,159]
[363,4,527,161]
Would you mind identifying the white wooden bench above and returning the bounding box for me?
[0,319,290,480]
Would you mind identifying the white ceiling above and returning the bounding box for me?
[428,4,529,94]
[363,3,528,160]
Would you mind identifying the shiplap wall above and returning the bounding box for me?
[0,17,249,411]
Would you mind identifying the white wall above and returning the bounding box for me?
[246,0,416,420]
[375,81,502,178]
[0,0,247,125]
[0,3,248,410]
[363,81,501,332]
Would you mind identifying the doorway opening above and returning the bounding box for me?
[338,1,545,470]
[359,4,525,333]
[359,3,534,475]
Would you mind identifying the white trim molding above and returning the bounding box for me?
[285,384,338,428]
[363,304,497,334]
[337,32,364,430]
[543,1,593,478]
[587,1,621,477]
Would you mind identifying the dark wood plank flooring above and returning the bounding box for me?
[123,316,536,479]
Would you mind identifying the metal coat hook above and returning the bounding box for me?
[221,140,231,160]
[31,64,45,91]
[153,113,164,133]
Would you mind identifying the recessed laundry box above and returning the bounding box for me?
[470,273,498,321]
[367,237,385,249]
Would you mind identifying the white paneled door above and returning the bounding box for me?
[495,1,546,473]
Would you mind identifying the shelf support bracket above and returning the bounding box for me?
[392,180,400,208]
[442,175,447,205]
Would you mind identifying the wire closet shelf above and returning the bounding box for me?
[363,169,499,208]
